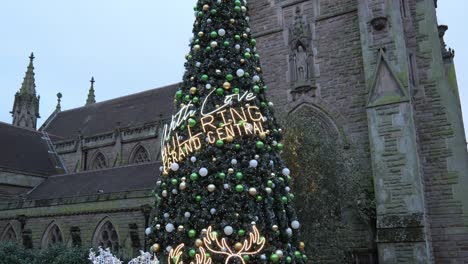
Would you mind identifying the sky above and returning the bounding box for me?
[0,1,467,134]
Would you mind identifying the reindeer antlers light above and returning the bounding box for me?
[168,225,265,264]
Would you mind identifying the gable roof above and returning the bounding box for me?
[0,122,59,176]
[27,162,160,200]
[43,84,178,139]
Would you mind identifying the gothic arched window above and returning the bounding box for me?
[93,220,119,253]
[130,146,151,164]
[91,152,107,170]
[42,224,63,248]
[1,225,17,242]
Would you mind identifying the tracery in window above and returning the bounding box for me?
[91,152,107,170]
[43,224,63,248]
[1,225,17,242]
[130,146,151,164]
[94,221,119,253]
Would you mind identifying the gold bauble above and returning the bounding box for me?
[260,132,266,140]
[212,157,217,162]
[203,4,210,10]
[178,225,185,232]
[190,76,195,81]
[226,136,234,142]
[234,242,243,251]
[228,168,234,174]
[272,225,279,231]
[240,59,245,64]
[230,19,235,24]
[223,82,231,90]
[243,33,248,38]
[299,242,305,250]
[156,224,161,230]
[198,31,204,37]
[151,243,161,252]
[193,45,200,51]
[195,239,204,247]
[256,67,262,72]
[190,87,197,94]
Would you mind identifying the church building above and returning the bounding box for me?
[1,0,468,263]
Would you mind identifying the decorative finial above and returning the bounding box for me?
[56,93,62,111]
[29,52,35,62]
[86,76,96,106]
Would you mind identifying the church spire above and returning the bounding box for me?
[86,77,96,106]
[20,52,37,95]
[11,53,40,130]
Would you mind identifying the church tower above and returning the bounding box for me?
[11,53,40,130]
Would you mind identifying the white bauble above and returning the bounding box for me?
[286,228,293,236]
[196,62,201,67]
[265,187,272,194]
[235,44,241,50]
[236,69,245,77]
[285,186,291,192]
[191,156,197,162]
[248,187,257,196]
[162,190,168,197]
[206,84,212,89]
[291,220,300,229]
[253,75,261,82]
[231,159,238,165]
[282,168,291,176]
[172,189,178,195]
[171,163,179,171]
[166,246,173,253]
[164,213,169,218]
[224,183,229,189]
[207,18,212,23]
[179,182,187,190]
[260,254,266,260]
[224,226,234,236]
[199,168,208,177]
[210,208,217,214]
[184,212,191,218]
[249,159,258,168]
[165,223,175,233]
[275,250,284,258]
[159,166,163,172]
[207,184,216,192]
[246,28,251,33]
[218,28,226,36]
[210,41,218,48]
[145,227,152,235]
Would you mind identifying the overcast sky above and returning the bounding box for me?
[0,1,466,134]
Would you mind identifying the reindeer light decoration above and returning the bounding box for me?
[168,225,265,264]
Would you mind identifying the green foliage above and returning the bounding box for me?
[283,110,375,263]
[0,242,34,264]
[0,242,88,264]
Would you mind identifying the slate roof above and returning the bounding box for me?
[0,122,59,176]
[43,84,178,139]
[27,162,160,200]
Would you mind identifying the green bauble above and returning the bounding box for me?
[226,74,234,81]
[201,74,209,81]
[253,85,260,93]
[210,9,217,15]
[294,251,301,258]
[281,196,288,204]
[238,229,245,236]
[244,52,251,59]
[189,249,196,258]
[250,39,257,46]
[171,179,178,185]
[210,31,218,38]
[216,140,224,147]
[234,6,241,12]
[234,34,241,40]
[235,0,241,6]
[190,173,199,181]
[195,195,202,202]
[235,172,243,180]
[286,256,292,263]
[256,141,265,149]
[175,90,182,99]
[216,88,224,95]
[235,185,244,193]
[270,254,279,262]
[218,172,226,179]
[235,144,241,150]
[233,87,240,94]
[188,229,197,238]
[188,118,197,127]
[223,41,230,47]
[277,143,284,150]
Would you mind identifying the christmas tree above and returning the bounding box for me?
[148,0,307,263]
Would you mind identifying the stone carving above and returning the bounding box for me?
[288,6,316,100]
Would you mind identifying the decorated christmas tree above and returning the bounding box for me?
[148,0,307,263]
